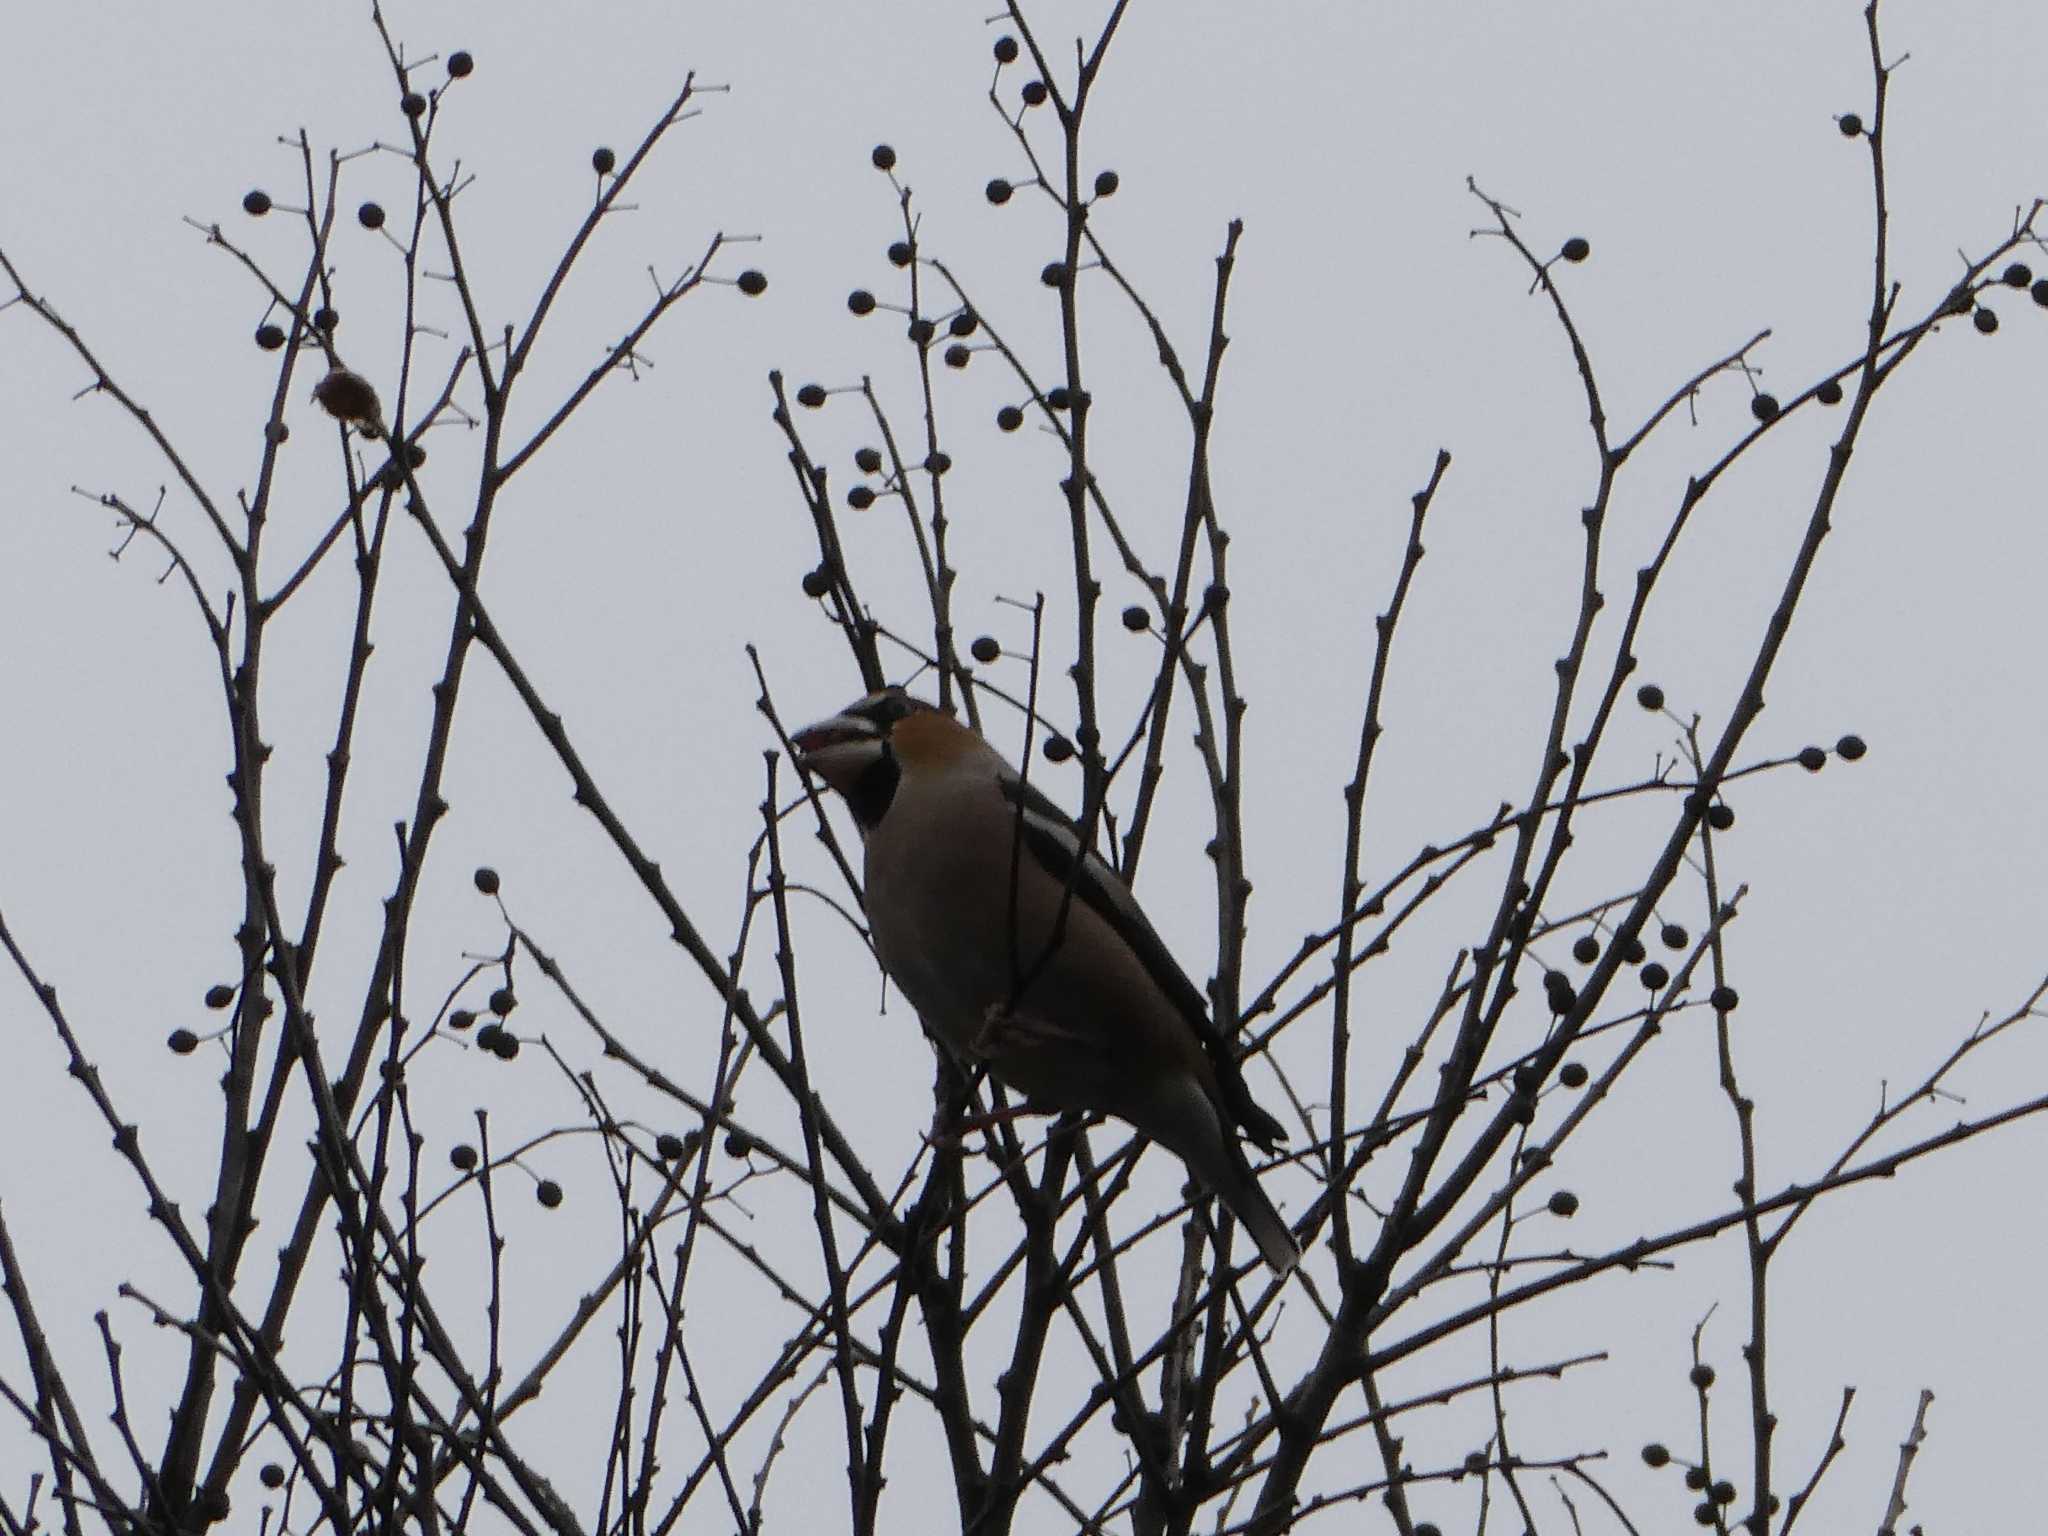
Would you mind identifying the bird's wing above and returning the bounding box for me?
[995,768,1287,1149]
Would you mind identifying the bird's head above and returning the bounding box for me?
[791,687,978,828]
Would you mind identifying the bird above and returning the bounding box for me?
[791,686,1300,1273]
[311,366,384,439]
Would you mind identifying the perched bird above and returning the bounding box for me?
[311,366,384,439]
[792,687,1300,1273]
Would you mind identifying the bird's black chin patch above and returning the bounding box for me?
[791,716,899,828]
[839,750,902,830]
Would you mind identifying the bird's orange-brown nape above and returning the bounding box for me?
[884,703,979,769]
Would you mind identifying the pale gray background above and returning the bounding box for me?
[3,2,2044,1530]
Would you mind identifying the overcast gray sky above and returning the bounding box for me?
[3,2,2045,1531]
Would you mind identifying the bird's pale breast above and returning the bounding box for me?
[863,764,1211,1117]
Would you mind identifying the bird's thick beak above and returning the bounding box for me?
[790,712,881,788]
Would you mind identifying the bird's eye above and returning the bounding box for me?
[854,688,917,728]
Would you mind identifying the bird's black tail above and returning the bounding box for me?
[1212,1149,1300,1274]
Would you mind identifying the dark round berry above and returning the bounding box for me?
[735,270,768,296]
[313,307,339,334]
[996,404,1024,432]
[888,240,913,267]
[724,1129,755,1158]
[592,146,617,175]
[1641,962,1671,989]
[265,420,289,445]
[1711,1480,1736,1506]
[2001,262,2032,288]
[993,35,1019,64]
[1838,112,1863,137]
[1706,803,1735,831]
[1798,745,1827,771]
[801,566,833,599]
[259,1463,286,1490]
[1642,1443,1671,1468]
[1973,306,1999,334]
[907,317,935,346]
[1413,1525,1440,1536]
[1661,922,1688,949]
[1622,935,1648,965]
[796,383,828,408]
[474,866,500,895]
[168,1028,200,1055]
[448,1009,475,1031]
[1043,735,1074,763]
[656,1131,688,1160]
[1571,934,1599,965]
[970,635,1001,664]
[1944,286,1974,317]
[404,441,426,469]
[1750,393,1780,422]
[1120,604,1149,632]
[871,144,897,171]
[1692,1503,1716,1527]
[1045,385,1073,411]
[1689,1363,1716,1389]
[401,92,428,119]
[536,1179,563,1209]
[1710,985,1739,1012]
[949,309,979,337]
[475,1022,505,1051]
[451,1143,478,1171]
[945,343,971,369]
[243,189,272,216]
[1636,683,1665,711]
[1560,236,1590,263]
[854,447,883,474]
[1094,169,1120,198]
[358,201,385,230]
[205,984,235,1010]
[986,178,1013,205]
[447,50,474,78]
[1558,1061,1589,1089]
[1547,1190,1579,1217]
[1040,261,1069,288]
[924,451,951,475]
[1685,1466,1711,1491]
[2033,278,2048,308]
[1815,378,1844,405]
[848,289,877,316]
[492,1031,520,1060]
[255,324,286,352]
[489,986,516,1015]
[847,486,875,510]
[1835,733,1866,760]
[1545,971,1577,1012]
[1021,80,1048,107]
